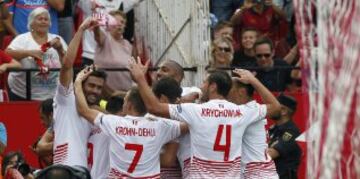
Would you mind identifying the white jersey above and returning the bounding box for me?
[169,99,267,178]
[53,83,91,167]
[94,113,181,178]
[242,101,278,179]
[88,126,110,179]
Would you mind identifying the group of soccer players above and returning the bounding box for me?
[52,18,282,179]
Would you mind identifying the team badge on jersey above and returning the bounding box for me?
[176,104,182,113]
[282,132,293,141]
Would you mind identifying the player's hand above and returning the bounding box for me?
[128,56,150,82]
[232,68,257,84]
[75,65,94,83]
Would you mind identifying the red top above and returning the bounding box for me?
[0,50,12,65]
[233,6,289,55]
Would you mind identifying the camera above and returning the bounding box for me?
[14,162,31,176]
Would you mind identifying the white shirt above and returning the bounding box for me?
[94,113,181,178]
[242,101,278,178]
[88,126,110,179]
[53,83,91,167]
[7,32,67,100]
[169,99,267,178]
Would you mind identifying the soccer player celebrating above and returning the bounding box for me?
[227,79,278,178]
[74,66,188,178]
[128,58,281,178]
[52,17,102,174]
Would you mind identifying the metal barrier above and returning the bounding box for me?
[5,66,300,100]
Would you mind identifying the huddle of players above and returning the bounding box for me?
[52,18,282,179]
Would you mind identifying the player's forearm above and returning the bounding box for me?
[63,29,84,70]
[74,81,90,119]
[36,142,53,156]
[250,78,281,116]
[137,77,170,118]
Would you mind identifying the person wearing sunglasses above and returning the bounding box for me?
[253,37,292,91]
[209,37,234,69]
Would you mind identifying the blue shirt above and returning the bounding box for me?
[0,122,7,146]
[9,0,58,34]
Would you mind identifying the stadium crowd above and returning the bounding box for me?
[0,0,302,178]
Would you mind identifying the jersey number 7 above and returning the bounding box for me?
[213,125,231,161]
[125,143,143,173]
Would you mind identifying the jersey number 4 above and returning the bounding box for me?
[125,143,143,173]
[213,125,232,161]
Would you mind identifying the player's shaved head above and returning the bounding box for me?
[156,60,184,83]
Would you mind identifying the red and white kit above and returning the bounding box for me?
[169,99,267,178]
[88,125,110,179]
[94,113,181,178]
[53,83,92,167]
[242,101,278,179]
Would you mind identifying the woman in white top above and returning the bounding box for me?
[6,7,67,101]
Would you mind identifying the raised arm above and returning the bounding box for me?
[128,57,170,118]
[93,24,105,47]
[47,0,65,12]
[60,18,96,88]
[74,66,100,124]
[233,69,281,118]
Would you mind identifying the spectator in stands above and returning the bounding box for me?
[1,151,34,178]
[8,0,64,35]
[231,0,289,57]
[231,27,258,68]
[253,37,292,91]
[78,0,139,66]
[93,10,133,97]
[209,37,234,69]
[5,7,67,101]
[268,94,302,179]
[210,0,243,21]
[213,21,233,40]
